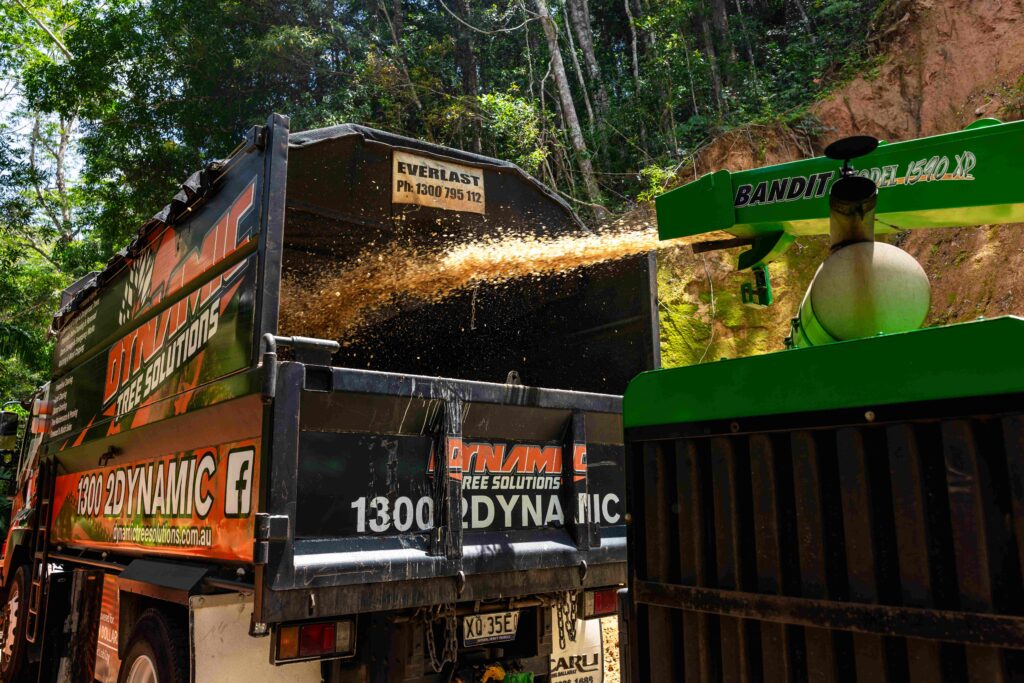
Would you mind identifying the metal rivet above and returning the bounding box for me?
[624,513,633,524]
[865,410,876,422]
[730,422,740,433]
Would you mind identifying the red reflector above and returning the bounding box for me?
[593,588,618,616]
[298,622,336,657]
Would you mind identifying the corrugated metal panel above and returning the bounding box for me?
[626,408,1024,682]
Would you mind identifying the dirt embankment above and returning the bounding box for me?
[659,0,1024,366]
[816,0,1024,141]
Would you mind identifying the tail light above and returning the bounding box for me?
[274,618,356,663]
[582,588,619,619]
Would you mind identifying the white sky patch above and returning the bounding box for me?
[1,78,21,121]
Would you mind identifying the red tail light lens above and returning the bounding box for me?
[275,618,357,663]
[583,588,619,618]
[594,588,618,615]
[298,622,336,657]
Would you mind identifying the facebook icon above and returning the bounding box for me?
[225,448,255,517]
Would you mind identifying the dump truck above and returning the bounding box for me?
[0,114,658,683]
[620,118,1024,681]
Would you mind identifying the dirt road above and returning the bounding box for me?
[602,617,620,683]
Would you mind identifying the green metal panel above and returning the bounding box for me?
[656,119,1024,242]
[624,317,1024,428]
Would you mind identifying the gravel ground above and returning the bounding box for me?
[602,617,620,683]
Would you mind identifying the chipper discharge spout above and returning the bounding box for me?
[792,135,931,348]
[620,118,1024,683]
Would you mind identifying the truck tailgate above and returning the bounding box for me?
[256,361,626,623]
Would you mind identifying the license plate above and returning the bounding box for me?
[463,610,520,647]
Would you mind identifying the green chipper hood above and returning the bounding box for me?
[626,118,1024,429]
[656,118,1024,270]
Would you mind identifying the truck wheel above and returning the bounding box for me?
[0,564,32,683]
[118,608,188,683]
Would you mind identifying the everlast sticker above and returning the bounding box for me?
[393,150,485,214]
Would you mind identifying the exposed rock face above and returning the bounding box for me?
[816,0,1024,141]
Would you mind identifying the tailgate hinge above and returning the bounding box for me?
[245,125,267,150]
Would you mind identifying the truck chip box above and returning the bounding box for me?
[0,114,658,683]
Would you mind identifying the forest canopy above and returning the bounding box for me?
[0,0,884,400]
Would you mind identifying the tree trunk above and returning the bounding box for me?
[710,0,736,64]
[633,0,655,52]
[392,0,403,38]
[623,0,650,149]
[733,0,757,67]
[562,2,595,128]
[791,0,815,33]
[377,0,424,116]
[533,0,606,218]
[56,116,73,236]
[521,0,537,100]
[733,0,763,93]
[565,0,609,120]
[700,7,725,114]
[681,34,700,116]
[452,0,482,152]
[623,0,641,90]
[29,116,65,238]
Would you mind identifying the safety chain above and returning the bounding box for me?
[555,590,580,650]
[423,602,458,673]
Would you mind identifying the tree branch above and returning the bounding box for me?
[12,0,74,60]
[28,117,67,237]
[437,0,538,35]
[11,232,60,270]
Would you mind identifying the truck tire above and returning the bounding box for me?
[0,564,32,683]
[118,608,189,683]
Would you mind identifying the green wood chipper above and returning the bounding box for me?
[621,118,1024,682]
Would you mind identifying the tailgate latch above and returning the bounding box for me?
[253,513,289,565]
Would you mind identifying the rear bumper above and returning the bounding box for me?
[259,558,626,622]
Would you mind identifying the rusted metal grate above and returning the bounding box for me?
[625,404,1024,682]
